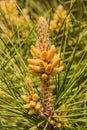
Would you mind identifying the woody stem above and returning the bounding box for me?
[41,78,54,117]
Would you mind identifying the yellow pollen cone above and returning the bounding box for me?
[32,94,39,101]
[39,60,47,68]
[31,45,41,58]
[29,70,40,76]
[21,95,30,103]
[56,123,62,128]
[41,73,48,80]
[49,120,55,125]
[40,51,47,60]
[29,101,36,107]
[29,65,42,73]
[53,66,64,74]
[51,54,60,67]
[63,123,68,127]
[35,102,41,110]
[45,64,52,74]
[47,45,56,62]
[27,59,40,66]
[61,119,67,123]
[22,103,30,109]
[28,109,36,115]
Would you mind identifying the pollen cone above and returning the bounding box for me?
[47,45,56,62]
[27,59,40,66]
[40,51,47,60]
[51,54,60,67]
[29,65,42,73]
[31,45,41,58]
[53,66,64,74]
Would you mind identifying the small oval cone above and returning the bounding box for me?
[32,94,39,101]
[41,73,48,80]
[56,123,62,128]
[49,120,55,125]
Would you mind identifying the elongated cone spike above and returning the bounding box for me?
[45,64,52,74]
[22,103,30,108]
[37,16,48,38]
[30,45,41,58]
[29,65,42,73]
[47,45,56,62]
[53,66,64,74]
[51,54,60,67]
[40,51,47,60]
[27,59,41,66]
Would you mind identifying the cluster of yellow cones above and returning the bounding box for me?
[49,105,68,128]
[21,93,41,115]
[50,5,71,33]
[28,44,63,80]
[0,0,29,39]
